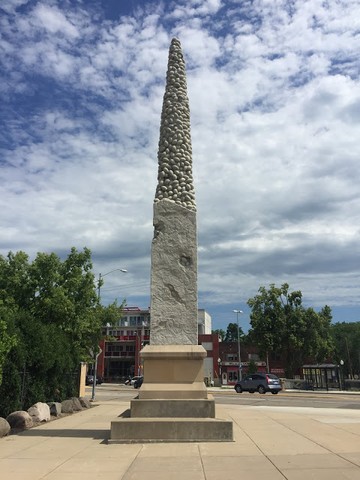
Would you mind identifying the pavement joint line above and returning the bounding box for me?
[197,443,207,480]
[268,413,360,470]
[228,411,288,479]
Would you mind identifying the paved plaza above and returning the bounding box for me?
[1,394,360,480]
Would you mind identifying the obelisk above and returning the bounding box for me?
[110,39,233,441]
[150,37,198,345]
[138,38,206,401]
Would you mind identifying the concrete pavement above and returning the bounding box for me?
[1,394,360,479]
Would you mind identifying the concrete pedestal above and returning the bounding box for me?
[110,345,233,443]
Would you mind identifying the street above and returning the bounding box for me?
[88,384,360,410]
[213,390,360,409]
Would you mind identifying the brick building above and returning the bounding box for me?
[97,307,213,382]
[96,306,286,384]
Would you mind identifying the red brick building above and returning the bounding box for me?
[96,307,286,384]
[97,307,213,382]
[98,307,150,381]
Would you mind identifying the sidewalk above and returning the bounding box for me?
[1,396,360,480]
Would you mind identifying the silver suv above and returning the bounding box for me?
[234,373,282,394]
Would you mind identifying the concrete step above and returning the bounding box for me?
[109,417,233,443]
[130,398,216,418]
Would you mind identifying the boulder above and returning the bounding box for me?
[6,411,33,430]
[61,399,74,413]
[48,402,62,416]
[28,402,50,422]
[0,417,10,437]
[79,397,91,409]
[71,397,83,411]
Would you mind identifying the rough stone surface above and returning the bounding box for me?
[6,411,33,430]
[150,199,197,344]
[71,397,83,411]
[79,397,91,409]
[48,402,62,416]
[151,38,197,346]
[28,402,51,422]
[0,417,10,437]
[61,399,74,414]
[155,38,195,211]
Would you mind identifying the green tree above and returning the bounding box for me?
[0,303,18,386]
[212,329,226,341]
[331,321,360,378]
[0,247,123,416]
[247,359,258,374]
[225,322,245,342]
[247,283,333,377]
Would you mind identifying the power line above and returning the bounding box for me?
[101,281,150,292]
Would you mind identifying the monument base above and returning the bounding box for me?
[109,417,232,443]
[130,397,215,417]
[110,345,233,443]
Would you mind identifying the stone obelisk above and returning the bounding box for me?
[151,37,197,345]
[137,38,207,402]
[110,39,233,442]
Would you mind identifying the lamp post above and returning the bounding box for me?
[339,359,344,391]
[218,357,222,386]
[97,268,127,301]
[93,268,127,400]
[90,347,102,402]
[138,320,148,376]
[233,309,243,381]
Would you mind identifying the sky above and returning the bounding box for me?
[1,0,360,332]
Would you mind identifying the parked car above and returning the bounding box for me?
[86,375,103,385]
[234,373,282,394]
[133,376,144,389]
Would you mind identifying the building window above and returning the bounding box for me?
[226,354,237,362]
[228,371,238,382]
[248,353,260,361]
[106,344,123,353]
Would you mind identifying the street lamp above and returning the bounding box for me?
[92,268,127,401]
[233,309,243,381]
[90,347,102,402]
[339,359,344,391]
[218,357,222,385]
[97,268,127,301]
[138,320,148,375]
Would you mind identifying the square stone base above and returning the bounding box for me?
[138,344,208,399]
[109,345,233,442]
[130,397,216,418]
[109,417,233,443]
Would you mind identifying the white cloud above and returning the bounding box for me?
[33,4,79,38]
[0,0,29,14]
[168,0,223,20]
[1,0,360,322]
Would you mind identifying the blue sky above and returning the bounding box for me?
[1,0,360,332]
